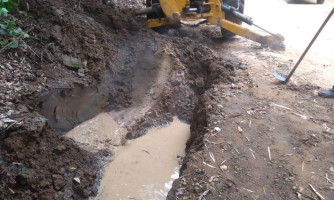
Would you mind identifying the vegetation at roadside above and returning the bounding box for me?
[0,0,30,52]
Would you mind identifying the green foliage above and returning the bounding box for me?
[0,7,8,16]
[37,12,42,25]
[0,0,30,51]
[0,16,29,51]
[0,0,20,15]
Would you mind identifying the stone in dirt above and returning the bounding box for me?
[51,25,62,42]
[53,144,67,154]
[62,55,82,70]
[52,174,66,191]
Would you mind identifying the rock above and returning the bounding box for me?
[238,64,248,70]
[0,120,4,128]
[51,25,62,42]
[6,110,14,116]
[195,78,205,87]
[195,168,204,174]
[25,73,37,81]
[215,182,223,191]
[18,105,28,113]
[226,181,233,187]
[217,104,223,109]
[176,188,185,196]
[78,68,85,77]
[330,166,334,172]
[73,177,80,184]
[62,55,82,70]
[51,174,66,191]
[214,127,221,132]
[194,186,202,193]
[69,166,77,172]
[55,9,64,16]
[82,60,88,68]
[15,173,29,186]
[167,29,177,37]
[238,126,243,133]
[53,145,67,155]
[220,165,228,170]
[35,70,44,77]
[171,80,181,87]
[142,121,151,128]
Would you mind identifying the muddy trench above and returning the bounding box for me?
[0,0,239,199]
[35,38,236,199]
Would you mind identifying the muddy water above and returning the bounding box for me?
[95,117,190,200]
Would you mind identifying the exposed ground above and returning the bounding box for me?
[1,0,334,199]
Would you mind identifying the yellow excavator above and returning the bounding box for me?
[136,0,285,50]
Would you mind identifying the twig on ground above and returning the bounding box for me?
[241,187,254,193]
[325,174,334,186]
[309,184,325,200]
[197,189,210,200]
[271,103,292,110]
[297,192,317,200]
[203,161,215,169]
[249,148,256,159]
[204,143,215,163]
[268,146,272,161]
[209,152,216,163]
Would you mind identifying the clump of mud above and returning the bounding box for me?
[0,128,110,199]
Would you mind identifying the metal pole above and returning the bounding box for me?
[283,7,334,83]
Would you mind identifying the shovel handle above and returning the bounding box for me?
[284,7,334,83]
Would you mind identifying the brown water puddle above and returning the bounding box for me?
[94,117,190,200]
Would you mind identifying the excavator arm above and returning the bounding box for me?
[139,0,285,50]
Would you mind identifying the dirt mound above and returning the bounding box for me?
[0,128,110,199]
[1,0,151,198]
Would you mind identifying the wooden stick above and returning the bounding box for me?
[309,184,325,200]
[268,146,272,161]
